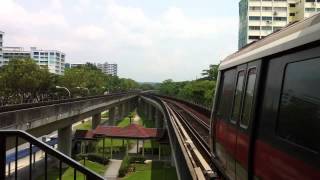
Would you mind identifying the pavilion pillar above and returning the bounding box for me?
[92,113,101,129]
[142,140,145,157]
[126,140,129,155]
[136,139,139,155]
[110,138,113,159]
[109,107,115,125]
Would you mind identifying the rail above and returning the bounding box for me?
[0,91,139,113]
[142,93,217,179]
[0,130,104,180]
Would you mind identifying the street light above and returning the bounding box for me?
[56,86,71,98]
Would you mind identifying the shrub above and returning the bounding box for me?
[130,156,146,164]
[87,153,109,165]
[76,153,109,165]
[118,155,131,177]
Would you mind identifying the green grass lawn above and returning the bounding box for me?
[74,120,92,130]
[36,160,107,180]
[123,161,177,180]
[117,117,131,127]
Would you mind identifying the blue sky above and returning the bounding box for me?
[0,0,239,82]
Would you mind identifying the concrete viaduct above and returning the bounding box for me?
[0,92,192,180]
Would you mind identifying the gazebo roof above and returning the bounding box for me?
[78,124,164,139]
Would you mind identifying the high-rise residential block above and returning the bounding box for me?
[238,0,320,49]
[2,47,31,66]
[0,31,3,63]
[0,31,65,75]
[97,62,118,76]
[30,47,65,75]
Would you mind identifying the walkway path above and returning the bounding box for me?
[128,113,143,154]
[104,159,122,180]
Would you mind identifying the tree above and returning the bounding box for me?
[201,64,219,81]
[0,58,55,104]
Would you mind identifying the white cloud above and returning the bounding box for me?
[0,0,238,82]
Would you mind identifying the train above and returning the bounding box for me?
[210,14,320,179]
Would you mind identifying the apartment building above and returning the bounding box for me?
[238,0,320,49]
[30,47,65,75]
[1,47,31,66]
[0,31,3,63]
[0,31,65,75]
[97,62,118,76]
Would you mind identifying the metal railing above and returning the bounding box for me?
[0,130,104,180]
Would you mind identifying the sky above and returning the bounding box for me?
[0,0,239,82]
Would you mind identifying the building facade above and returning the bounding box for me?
[0,31,3,63]
[97,62,118,76]
[0,31,65,75]
[30,47,65,75]
[238,0,320,49]
[1,47,31,66]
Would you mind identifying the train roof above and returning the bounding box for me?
[220,13,320,70]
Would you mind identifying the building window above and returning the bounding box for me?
[262,16,272,21]
[262,7,272,11]
[306,0,316,2]
[274,7,287,12]
[249,16,261,21]
[273,17,287,21]
[231,70,245,123]
[317,8,320,11]
[261,26,272,30]
[305,8,316,12]
[240,68,257,128]
[33,52,39,55]
[290,13,295,16]
[289,3,296,7]
[249,36,260,40]
[249,26,260,30]
[273,26,282,31]
[249,6,261,11]
[277,59,320,152]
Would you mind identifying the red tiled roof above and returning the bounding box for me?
[80,124,164,139]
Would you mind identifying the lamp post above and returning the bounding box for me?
[56,86,71,98]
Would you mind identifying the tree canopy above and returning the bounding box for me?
[158,64,219,108]
[0,58,140,105]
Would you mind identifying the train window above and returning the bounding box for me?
[231,70,245,123]
[240,68,257,128]
[277,59,320,152]
[217,69,236,120]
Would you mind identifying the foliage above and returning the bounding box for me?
[201,64,219,81]
[36,160,107,180]
[157,64,219,107]
[123,161,178,180]
[119,155,132,177]
[0,59,140,105]
[0,58,58,105]
[77,153,109,165]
